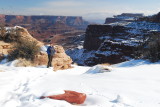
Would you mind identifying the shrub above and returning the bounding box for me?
[0,25,21,42]
[8,38,40,61]
[136,32,160,62]
[4,29,20,42]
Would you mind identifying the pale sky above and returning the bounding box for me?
[0,0,160,22]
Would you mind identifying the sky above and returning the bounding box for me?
[0,0,160,23]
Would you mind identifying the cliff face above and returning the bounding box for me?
[84,25,112,50]
[0,15,89,45]
[83,25,133,65]
[84,25,126,50]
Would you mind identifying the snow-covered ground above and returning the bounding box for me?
[0,60,160,107]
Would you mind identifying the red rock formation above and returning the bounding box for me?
[40,90,86,104]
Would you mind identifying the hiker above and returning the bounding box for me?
[47,43,55,68]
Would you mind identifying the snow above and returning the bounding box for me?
[86,65,111,74]
[40,46,47,52]
[66,49,96,65]
[108,22,131,26]
[0,60,160,107]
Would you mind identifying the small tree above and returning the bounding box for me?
[8,38,40,61]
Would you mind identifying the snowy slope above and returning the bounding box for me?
[0,60,160,107]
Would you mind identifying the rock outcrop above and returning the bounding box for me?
[0,26,45,66]
[40,90,86,104]
[1,26,43,46]
[52,45,72,71]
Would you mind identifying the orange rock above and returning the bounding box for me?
[52,45,72,71]
[40,90,86,104]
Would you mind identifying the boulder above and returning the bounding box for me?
[52,45,72,71]
[40,90,86,104]
[34,51,48,66]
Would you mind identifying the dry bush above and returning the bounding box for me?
[8,38,40,61]
[5,28,20,42]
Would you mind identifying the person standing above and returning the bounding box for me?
[47,43,55,68]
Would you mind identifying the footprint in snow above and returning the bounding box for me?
[111,95,133,107]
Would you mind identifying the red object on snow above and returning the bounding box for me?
[40,90,86,104]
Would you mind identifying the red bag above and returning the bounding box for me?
[40,90,86,104]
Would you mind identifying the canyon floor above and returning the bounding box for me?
[0,59,160,107]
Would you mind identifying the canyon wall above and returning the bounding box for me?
[0,15,89,45]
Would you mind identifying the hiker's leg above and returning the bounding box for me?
[49,55,53,67]
[47,54,50,68]
[50,55,53,67]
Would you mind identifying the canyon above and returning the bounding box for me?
[67,12,160,66]
[0,14,89,47]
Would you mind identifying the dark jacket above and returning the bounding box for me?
[47,46,55,55]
